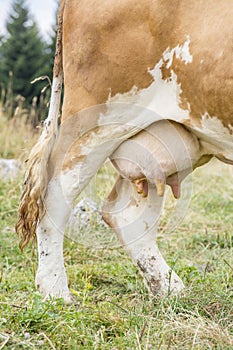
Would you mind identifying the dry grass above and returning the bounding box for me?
[0,115,38,161]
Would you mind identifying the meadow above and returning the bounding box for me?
[0,113,232,349]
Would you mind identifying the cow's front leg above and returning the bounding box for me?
[102,176,184,297]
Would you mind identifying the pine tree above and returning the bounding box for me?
[43,1,59,81]
[0,0,48,106]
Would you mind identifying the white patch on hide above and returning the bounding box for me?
[99,36,193,127]
[193,113,233,162]
[163,35,193,68]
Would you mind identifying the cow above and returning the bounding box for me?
[16,0,233,303]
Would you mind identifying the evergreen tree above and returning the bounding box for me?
[43,1,59,80]
[0,0,48,106]
[47,22,57,77]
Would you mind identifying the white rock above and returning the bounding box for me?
[68,198,106,230]
[0,159,21,180]
[66,198,112,247]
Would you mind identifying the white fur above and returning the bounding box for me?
[193,113,233,162]
[102,179,185,295]
[36,177,72,303]
[163,35,193,68]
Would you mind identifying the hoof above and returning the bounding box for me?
[145,270,185,298]
[36,269,74,304]
[136,256,185,298]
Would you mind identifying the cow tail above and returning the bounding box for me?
[15,1,66,250]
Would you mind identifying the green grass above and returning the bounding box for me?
[0,119,233,349]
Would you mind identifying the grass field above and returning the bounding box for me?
[0,117,233,349]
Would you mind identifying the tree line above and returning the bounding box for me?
[0,0,58,120]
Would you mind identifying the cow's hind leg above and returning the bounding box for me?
[102,176,184,297]
[35,174,74,303]
[35,152,112,302]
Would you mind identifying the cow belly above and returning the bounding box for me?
[110,120,205,197]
